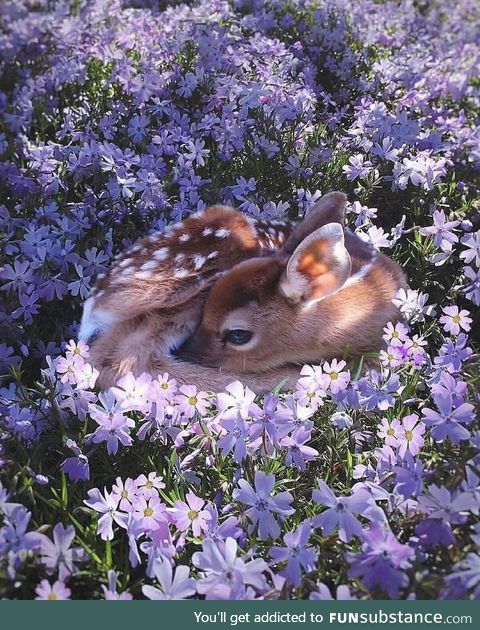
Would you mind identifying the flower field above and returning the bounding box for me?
[1,0,479,600]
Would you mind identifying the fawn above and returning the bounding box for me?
[177,192,407,374]
[79,203,299,390]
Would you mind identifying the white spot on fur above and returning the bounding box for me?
[202,227,214,236]
[175,253,185,262]
[174,268,189,278]
[119,258,132,268]
[78,297,116,342]
[192,254,207,270]
[215,228,230,238]
[140,260,157,271]
[207,251,219,259]
[136,270,155,280]
[179,233,190,242]
[154,247,169,261]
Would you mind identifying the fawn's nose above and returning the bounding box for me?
[174,333,203,362]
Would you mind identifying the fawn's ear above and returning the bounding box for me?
[283,191,347,255]
[279,222,351,304]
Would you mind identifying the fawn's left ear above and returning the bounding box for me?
[279,222,351,304]
[283,191,347,255]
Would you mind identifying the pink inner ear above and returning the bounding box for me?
[310,270,342,299]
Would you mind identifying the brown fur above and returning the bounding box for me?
[178,193,407,373]
[83,206,298,391]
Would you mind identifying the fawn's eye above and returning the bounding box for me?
[225,329,252,346]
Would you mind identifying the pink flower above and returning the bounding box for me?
[35,579,71,600]
[111,477,138,512]
[132,495,168,531]
[383,322,410,346]
[169,491,212,537]
[397,414,425,458]
[110,372,152,412]
[153,372,178,402]
[136,472,165,500]
[176,385,211,419]
[379,345,405,368]
[216,381,256,420]
[439,305,472,336]
[323,359,350,394]
[378,418,402,447]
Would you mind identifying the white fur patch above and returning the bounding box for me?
[174,268,189,278]
[78,297,116,342]
[215,228,230,238]
[154,247,169,261]
[179,233,190,242]
[136,270,155,280]
[140,260,157,271]
[202,227,214,236]
[192,254,207,270]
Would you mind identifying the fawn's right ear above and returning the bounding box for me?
[279,222,351,305]
[283,191,347,255]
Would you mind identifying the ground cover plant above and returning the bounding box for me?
[0,0,479,600]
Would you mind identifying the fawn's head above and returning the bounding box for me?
[177,191,403,372]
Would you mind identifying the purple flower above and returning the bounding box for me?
[323,359,350,394]
[102,570,133,600]
[37,523,86,581]
[203,504,242,542]
[142,558,196,600]
[136,472,165,500]
[0,259,34,293]
[89,410,133,455]
[459,230,480,267]
[418,485,473,525]
[342,154,372,180]
[419,209,460,249]
[463,266,480,306]
[111,476,139,512]
[248,394,291,454]
[60,439,90,481]
[176,385,211,419]
[217,414,250,462]
[444,553,480,599]
[233,471,294,540]
[346,523,414,598]
[312,481,379,543]
[11,290,40,323]
[280,427,318,470]
[0,506,43,579]
[310,583,357,600]
[422,392,474,443]
[359,371,401,411]
[269,521,317,587]
[83,488,127,541]
[394,458,424,498]
[192,537,268,600]
[433,333,473,372]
